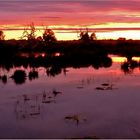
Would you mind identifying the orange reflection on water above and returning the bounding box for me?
[132,57,140,61]
[109,55,127,63]
[110,55,140,63]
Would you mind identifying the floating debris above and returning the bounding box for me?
[42,92,47,101]
[30,112,40,116]
[83,135,99,139]
[65,114,87,125]
[105,84,113,90]
[42,90,55,103]
[95,87,104,90]
[65,115,80,125]
[95,84,116,91]
[52,89,62,97]
[101,83,109,86]
[42,100,55,104]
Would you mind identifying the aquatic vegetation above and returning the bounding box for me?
[15,89,61,120]
[65,114,87,125]
[95,84,115,91]
[101,83,109,86]
[42,91,55,103]
[95,87,105,90]
[52,89,62,97]
[15,95,41,120]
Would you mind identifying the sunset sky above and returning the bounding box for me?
[1,0,140,40]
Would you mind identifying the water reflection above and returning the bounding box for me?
[11,70,26,84]
[0,53,113,84]
[29,69,38,81]
[0,75,7,84]
[46,66,62,77]
[1,54,140,84]
[121,57,140,74]
[95,83,117,91]
[1,55,140,138]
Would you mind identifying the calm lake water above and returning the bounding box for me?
[0,55,140,138]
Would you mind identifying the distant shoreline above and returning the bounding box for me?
[1,39,140,58]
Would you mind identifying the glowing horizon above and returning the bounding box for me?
[3,28,140,41]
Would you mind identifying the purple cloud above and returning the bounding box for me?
[0,1,140,26]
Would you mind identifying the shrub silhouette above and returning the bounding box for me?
[1,75,7,84]
[21,23,36,40]
[121,60,139,74]
[79,31,90,41]
[46,66,62,77]
[0,30,5,40]
[11,70,26,84]
[43,28,57,43]
[28,69,38,80]
[90,32,97,40]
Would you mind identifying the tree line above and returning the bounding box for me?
[0,23,97,42]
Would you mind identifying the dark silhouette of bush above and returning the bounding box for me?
[90,32,97,40]
[11,70,26,84]
[79,29,97,42]
[79,31,90,41]
[0,30,5,40]
[43,28,57,44]
[46,66,62,77]
[121,62,132,74]
[28,69,38,80]
[1,75,7,84]
[21,23,36,41]
[121,60,139,74]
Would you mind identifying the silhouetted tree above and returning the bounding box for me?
[21,23,36,40]
[36,36,43,41]
[79,30,90,41]
[79,28,97,41]
[43,28,57,43]
[118,37,126,41]
[90,32,97,40]
[0,30,5,40]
